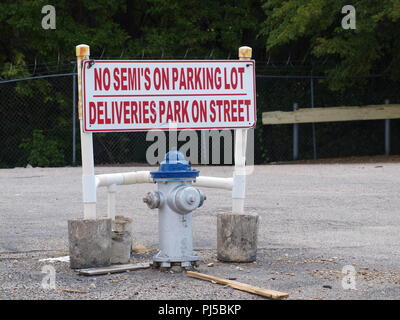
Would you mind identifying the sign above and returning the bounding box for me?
[82,60,256,132]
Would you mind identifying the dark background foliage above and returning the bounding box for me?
[0,0,399,167]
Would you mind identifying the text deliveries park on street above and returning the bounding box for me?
[82,60,256,132]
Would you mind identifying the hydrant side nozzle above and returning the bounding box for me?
[143,191,162,209]
[168,186,206,214]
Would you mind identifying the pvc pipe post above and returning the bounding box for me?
[232,46,252,214]
[96,171,152,188]
[193,176,233,190]
[76,44,96,219]
[107,184,117,220]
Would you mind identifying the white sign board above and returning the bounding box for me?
[82,60,256,132]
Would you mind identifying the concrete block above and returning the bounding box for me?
[112,215,133,233]
[112,215,134,251]
[68,217,112,269]
[217,212,259,262]
[111,231,132,264]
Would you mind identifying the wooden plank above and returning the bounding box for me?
[186,270,289,299]
[77,262,150,276]
[61,289,88,294]
[262,104,400,125]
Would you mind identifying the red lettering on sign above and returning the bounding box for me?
[192,100,199,122]
[238,67,245,89]
[179,68,186,90]
[113,68,120,90]
[223,100,231,121]
[144,68,151,90]
[103,68,111,90]
[172,68,178,90]
[209,100,216,122]
[130,101,139,123]
[94,69,102,91]
[194,68,202,90]
[181,101,189,122]
[84,61,256,131]
[150,101,157,123]
[97,101,105,124]
[187,68,194,90]
[215,67,222,89]
[159,101,166,123]
[120,68,127,90]
[89,102,96,124]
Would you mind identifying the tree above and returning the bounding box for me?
[260,0,400,89]
[0,0,266,78]
[0,0,129,78]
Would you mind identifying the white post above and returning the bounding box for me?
[232,46,252,214]
[107,184,117,220]
[76,44,96,219]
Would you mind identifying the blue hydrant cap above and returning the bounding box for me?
[150,150,199,179]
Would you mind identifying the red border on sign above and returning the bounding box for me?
[82,60,257,132]
[93,93,247,98]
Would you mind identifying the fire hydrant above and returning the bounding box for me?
[143,150,205,269]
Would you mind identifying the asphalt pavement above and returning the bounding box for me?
[1,162,399,300]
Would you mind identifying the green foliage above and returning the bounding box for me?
[1,1,399,166]
[0,0,128,63]
[19,129,65,167]
[1,0,398,88]
[260,0,400,90]
[0,0,265,70]
[138,0,264,57]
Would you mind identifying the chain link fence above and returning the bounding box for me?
[0,62,399,168]
[0,74,74,168]
[256,68,400,162]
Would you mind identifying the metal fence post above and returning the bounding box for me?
[293,103,299,160]
[384,99,390,156]
[310,76,317,159]
[72,74,77,165]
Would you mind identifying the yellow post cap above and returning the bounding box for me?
[238,46,252,59]
[76,44,90,57]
